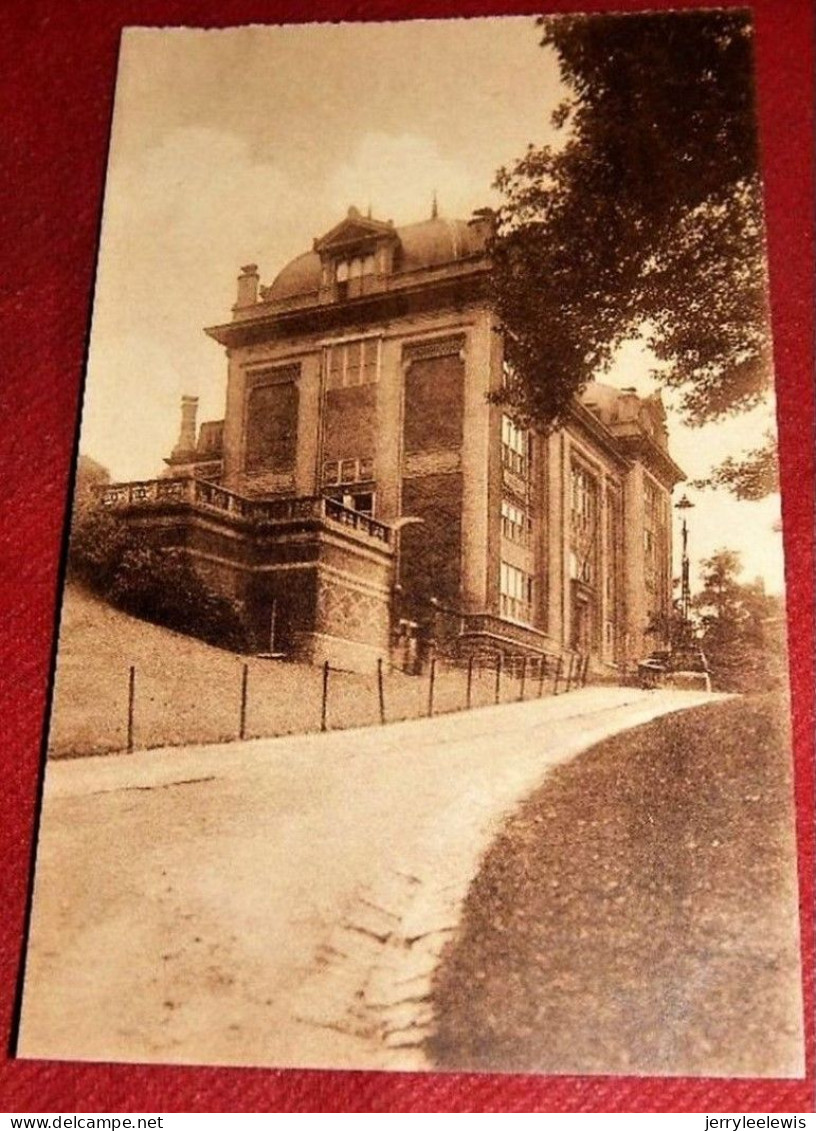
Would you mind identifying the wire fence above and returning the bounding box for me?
[48,648,591,760]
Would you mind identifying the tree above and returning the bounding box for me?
[491,10,772,476]
[66,455,250,651]
[67,455,133,592]
[691,429,778,500]
[693,549,785,691]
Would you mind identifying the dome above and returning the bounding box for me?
[262,213,488,303]
[265,250,322,302]
[396,217,486,272]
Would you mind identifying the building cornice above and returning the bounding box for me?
[566,401,633,471]
[206,262,489,350]
[568,400,685,487]
[614,432,686,488]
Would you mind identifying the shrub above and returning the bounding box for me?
[67,476,250,652]
[109,545,249,652]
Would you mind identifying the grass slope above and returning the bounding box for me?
[428,694,804,1078]
[47,586,530,757]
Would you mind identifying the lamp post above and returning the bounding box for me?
[675,493,695,636]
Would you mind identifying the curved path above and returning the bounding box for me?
[19,686,724,1071]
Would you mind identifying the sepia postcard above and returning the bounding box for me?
[15,13,805,1079]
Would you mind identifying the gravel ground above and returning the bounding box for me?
[19,687,719,1070]
[427,694,804,1078]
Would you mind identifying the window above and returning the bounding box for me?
[322,456,375,486]
[500,561,533,623]
[570,550,593,585]
[334,254,376,299]
[571,464,597,535]
[569,463,598,586]
[325,338,379,389]
[501,499,532,545]
[325,486,376,517]
[323,460,340,486]
[342,490,374,516]
[501,414,529,478]
[643,477,667,597]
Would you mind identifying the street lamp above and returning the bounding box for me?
[675,493,695,632]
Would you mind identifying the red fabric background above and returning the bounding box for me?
[0,0,812,1113]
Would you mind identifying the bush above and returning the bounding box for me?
[109,545,249,652]
[67,491,250,653]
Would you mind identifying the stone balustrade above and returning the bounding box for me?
[99,477,391,545]
[459,612,558,655]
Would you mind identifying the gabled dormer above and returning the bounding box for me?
[313,206,399,302]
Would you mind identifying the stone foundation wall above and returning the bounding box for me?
[114,495,393,671]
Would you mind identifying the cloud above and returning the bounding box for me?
[84,126,303,479]
[325,131,492,224]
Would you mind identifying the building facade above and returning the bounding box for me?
[103,205,684,673]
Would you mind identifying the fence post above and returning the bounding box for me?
[127,665,136,753]
[553,655,563,696]
[377,657,386,725]
[321,660,330,732]
[239,663,249,740]
[565,653,575,693]
[427,652,436,717]
[519,656,527,702]
[582,654,590,687]
[494,652,503,705]
[538,656,548,698]
[466,654,474,710]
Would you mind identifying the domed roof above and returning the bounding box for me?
[263,213,488,303]
[396,216,486,272]
[266,249,322,302]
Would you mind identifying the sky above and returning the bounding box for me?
[80,17,785,594]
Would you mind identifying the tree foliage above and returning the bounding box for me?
[492,10,771,436]
[67,459,250,652]
[693,549,785,691]
[692,430,778,500]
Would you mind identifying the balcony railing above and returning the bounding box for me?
[99,477,391,545]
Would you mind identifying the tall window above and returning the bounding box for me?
[605,485,621,657]
[326,338,379,389]
[501,499,531,546]
[571,464,597,535]
[643,477,668,598]
[501,415,529,478]
[500,561,533,623]
[570,463,598,584]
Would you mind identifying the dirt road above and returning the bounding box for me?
[19,686,723,1071]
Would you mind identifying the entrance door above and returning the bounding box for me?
[572,588,592,654]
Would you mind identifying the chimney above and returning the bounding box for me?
[172,395,199,458]
[236,263,259,308]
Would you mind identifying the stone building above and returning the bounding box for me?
[102,205,684,673]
